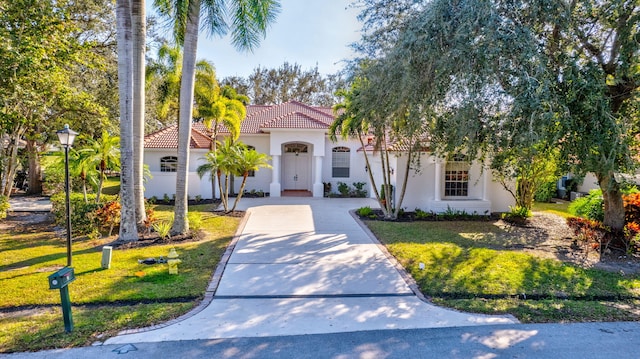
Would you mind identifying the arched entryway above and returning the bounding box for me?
[282,143,311,192]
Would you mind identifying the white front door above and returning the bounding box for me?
[283,152,310,190]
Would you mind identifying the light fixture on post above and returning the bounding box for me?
[53,124,78,333]
[56,124,78,267]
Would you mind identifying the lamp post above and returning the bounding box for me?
[53,124,78,333]
[56,124,77,267]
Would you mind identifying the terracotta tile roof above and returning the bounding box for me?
[146,101,338,148]
[260,111,330,130]
[144,124,212,149]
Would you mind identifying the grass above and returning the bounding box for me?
[365,219,640,323]
[532,200,571,218]
[0,205,240,353]
[101,177,120,195]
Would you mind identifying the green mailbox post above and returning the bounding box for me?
[48,267,76,332]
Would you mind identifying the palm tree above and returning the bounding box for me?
[230,146,271,211]
[84,131,121,203]
[115,0,138,241]
[194,60,246,198]
[154,0,280,234]
[132,0,147,225]
[147,43,183,123]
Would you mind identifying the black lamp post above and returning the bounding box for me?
[56,124,78,267]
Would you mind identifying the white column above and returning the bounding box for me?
[313,155,323,197]
[434,159,442,201]
[270,155,281,197]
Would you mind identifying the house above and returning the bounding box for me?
[143,101,514,213]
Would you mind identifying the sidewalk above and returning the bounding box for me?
[8,196,51,212]
[104,197,515,344]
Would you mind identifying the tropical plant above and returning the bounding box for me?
[153,0,281,235]
[77,131,121,203]
[0,195,9,219]
[229,145,271,211]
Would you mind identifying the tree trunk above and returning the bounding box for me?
[25,139,42,194]
[116,0,139,241]
[132,0,147,224]
[231,173,249,212]
[597,171,625,232]
[394,146,414,218]
[171,0,200,235]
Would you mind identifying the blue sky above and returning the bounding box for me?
[149,0,362,79]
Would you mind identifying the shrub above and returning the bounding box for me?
[568,190,604,221]
[0,195,9,219]
[93,200,121,236]
[566,217,610,253]
[51,193,119,237]
[352,182,367,197]
[153,220,172,239]
[534,181,557,203]
[623,193,640,224]
[414,208,431,220]
[502,205,532,224]
[357,206,374,218]
[337,182,350,197]
[143,207,158,235]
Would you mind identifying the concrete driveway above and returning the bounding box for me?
[104,197,516,344]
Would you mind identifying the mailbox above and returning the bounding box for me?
[48,267,76,289]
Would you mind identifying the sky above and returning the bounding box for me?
[149,0,362,79]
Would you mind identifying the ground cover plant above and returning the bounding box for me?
[0,204,239,353]
[363,211,640,323]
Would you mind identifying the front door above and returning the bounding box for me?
[283,144,310,190]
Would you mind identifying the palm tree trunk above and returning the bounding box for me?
[217,169,227,211]
[96,168,105,203]
[132,0,147,225]
[172,0,200,235]
[116,0,139,241]
[231,173,249,212]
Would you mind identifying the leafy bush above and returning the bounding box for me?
[356,206,374,218]
[414,208,431,220]
[93,201,121,236]
[337,182,350,197]
[623,193,640,224]
[153,220,172,239]
[566,217,610,253]
[568,190,604,221]
[51,193,118,237]
[352,182,367,197]
[502,205,532,224]
[0,195,9,219]
[534,181,557,203]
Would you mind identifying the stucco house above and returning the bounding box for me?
[143,101,514,213]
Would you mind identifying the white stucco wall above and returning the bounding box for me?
[322,137,371,196]
[144,148,212,199]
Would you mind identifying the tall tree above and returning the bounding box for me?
[194,61,246,198]
[132,0,147,225]
[221,62,345,106]
[354,0,640,236]
[115,0,138,241]
[154,0,281,235]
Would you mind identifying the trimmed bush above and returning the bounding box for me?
[568,190,604,221]
[534,181,557,203]
[51,193,118,237]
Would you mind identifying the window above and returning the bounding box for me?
[247,146,255,177]
[332,147,350,178]
[160,156,177,172]
[444,154,469,197]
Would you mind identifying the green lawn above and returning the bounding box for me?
[532,200,571,218]
[0,205,239,353]
[365,218,640,323]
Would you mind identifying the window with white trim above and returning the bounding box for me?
[444,154,469,197]
[332,147,350,178]
[160,156,178,172]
